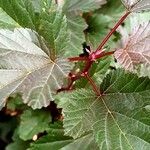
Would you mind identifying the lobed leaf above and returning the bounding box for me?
[29,122,98,150]
[0,28,72,109]
[115,22,150,71]
[63,0,107,56]
[0,0,108,57]
[58,69,150,149]
[0,0,69,56]
[18,109,51,140]
[121,0,150,12]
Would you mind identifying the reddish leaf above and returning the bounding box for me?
[121,0,150,12]
[115,22,150,71]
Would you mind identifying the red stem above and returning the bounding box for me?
[96,11,130,52]
[68,56,88,62]
[95,51,115,59]
[58,12,130,94]
[82,61,93,73]
[85,73,101,96]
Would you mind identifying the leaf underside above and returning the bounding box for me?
[121,0,150,12]
[115,21,150,71]
[0,28,72,109]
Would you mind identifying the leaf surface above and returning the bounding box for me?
[0,8,19,29]
[0,28,72,109]
[58,69,150,149]
[115,22,150,71]
[63,0,106,56]
[6,139,30,150]
[86,0,124,49]
[64,0,106,13]
[121,0,150,12]
[0,0,69,56]
[65,15,87,56]
[29,122,99,150]
[18,109,51,140]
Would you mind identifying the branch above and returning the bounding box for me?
[96,11,130,52]
[58,12,130,95]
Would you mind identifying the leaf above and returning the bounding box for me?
[28,122,72,150]
[138,64,150,78]
[92,56,112,83]
[6,94,24,111]
[64,0,106,13]
[86,0,124,49]
[34,2,69,56]
[58,69,150,149]
[28,134,99,150]
[100,0,124,16]
[6,128,30,150]
[57,89,96,138]
[0,0,69,56]
[0,0,36,29]
[18,109,51,140]
[0,8,19,29]
[75,56,112,88]
[6,138,30,150]
[62,0,106,56]
[65,15,87,56]
[29,122,99,150]
[121,0,150,12]
[0,28,72,109]
[115,22,150,71]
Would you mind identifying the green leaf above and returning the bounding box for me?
[63,0,109,56]
[6,128,30,150]
[29,122,72,150]
[99,0,124,17]
[29,134,98,150]
[0,28,72,109]
[0,0,69,56]
[35,1,69,56]
[75,56,112,88]
[91,56,112,83]
[6,94,24,111]
[86,0,124,49]
[29,122,99,150]
[6,138,30,150]
[57,89,96,138]
[18,109,51,140]
[0,0,36,29]
[65,15,87,56]
[0,8,19,29]
[58,69,150,149]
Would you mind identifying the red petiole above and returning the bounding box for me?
[68,56,88,62]
[84,73,101,96]
[58,11,130,95]
[95,11,130,51]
